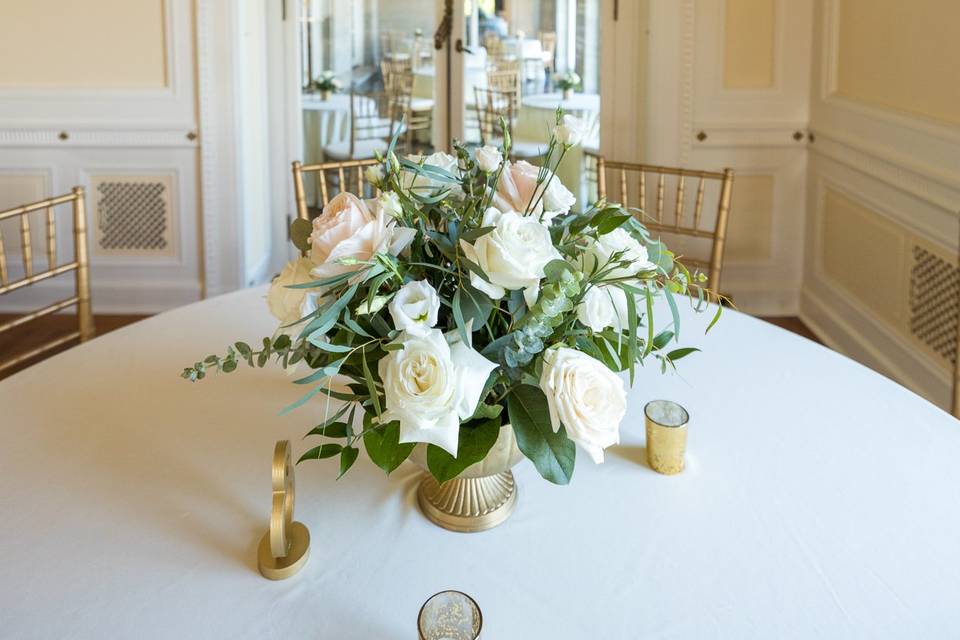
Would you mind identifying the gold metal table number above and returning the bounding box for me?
[257,440,311,580]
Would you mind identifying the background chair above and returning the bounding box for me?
[593,154,734,292]
[473,87,544,161]
[322,90,403,162]
[381,67,433,155]
[0,187,94,373]
[292,159,380,220]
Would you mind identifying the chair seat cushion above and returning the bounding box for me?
[323,138,389,161]
[410,98,434,111]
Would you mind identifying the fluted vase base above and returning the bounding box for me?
[417,470,518,533]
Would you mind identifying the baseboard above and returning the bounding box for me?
[799,285,950,411]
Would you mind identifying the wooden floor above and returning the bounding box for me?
[0,314,147,380]
[0,312,822,381]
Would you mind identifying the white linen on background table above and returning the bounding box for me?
[1,286,959,638]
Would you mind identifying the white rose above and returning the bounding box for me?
[542,175,576,219]
[553,114,589,147]
[539,347,627,463]
[310,204,417,280]
[389,280,440,334]
[460,208,561,307]
[475,145,503,173]
[377,191,402,218]
[266,256,321,328]
[365,164,385,187]
[403,151,463,198]
[379,328,498,455]
[576,285,631,333]
[584,227,656,280]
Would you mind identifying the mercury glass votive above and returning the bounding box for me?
[644,400,689,475]
[417,590,482,640]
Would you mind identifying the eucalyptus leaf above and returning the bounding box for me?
[290,218,313,253]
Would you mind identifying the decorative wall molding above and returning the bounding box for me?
[0,128,198,148]
[678,0,696,165]
[811,129,960,213]
[0,0,195,129]
[691,121,809,149]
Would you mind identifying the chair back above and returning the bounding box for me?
[473,87,517,145]
[347,89,403,158]
[0,187,94,373]
[292,159,381,220]
[593,155,735,292]
[539,31,557,61]
[487,68,521,102]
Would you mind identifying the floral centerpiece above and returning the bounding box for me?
[305,70,341,100]
[554,70,581,100]
[184,113,718,529]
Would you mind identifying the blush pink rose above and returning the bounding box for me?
[309,193,374,265]
[492,160,543,216]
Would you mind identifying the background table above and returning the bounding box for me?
[517,92,600,207]
[2,286,959,638]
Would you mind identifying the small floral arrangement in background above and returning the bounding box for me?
[554,70,582,93]
[306,70,341,95]
[184,111,719,485]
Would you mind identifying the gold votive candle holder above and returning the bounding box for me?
[418,590,482,640]
[644,400,689,475]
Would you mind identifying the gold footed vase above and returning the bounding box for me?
[409,424,524,533]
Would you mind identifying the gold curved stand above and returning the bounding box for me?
[417,470,518,533]
[257,440,311,580]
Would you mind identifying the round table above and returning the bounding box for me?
[2,287,959,637]
[301,94,376,165]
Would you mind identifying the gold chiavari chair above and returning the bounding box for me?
[473,87,543,160]
[382,68,433,154]
[0,187,94,373]
[291,159,381,220]
[322,90,402,162]
[487,67,522,102]
[594,155,735,292]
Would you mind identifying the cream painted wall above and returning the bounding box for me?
[803,0,960,410]
[723,0,775,89]
[835,0,960,126]
[0,0,167,88]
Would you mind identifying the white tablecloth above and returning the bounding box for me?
[2,287,959,638]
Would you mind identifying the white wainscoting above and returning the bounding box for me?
[0,0,205,315]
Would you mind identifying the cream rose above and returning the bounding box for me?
[379,328,498,455]
[553,113,589,147]
[310,201,417,280]
[584,227,656,280]
[539,347,627,463]
[491,160,575,221]
[576,284,631,333]
[388,280,440,334]
[460,207,561,307]
[475,145,503,173]
[266,256,321,329]
[403,151,463,198]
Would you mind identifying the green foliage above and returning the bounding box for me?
[507,385,576,485]
[183,108,718,484]
[425,418,501,484]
